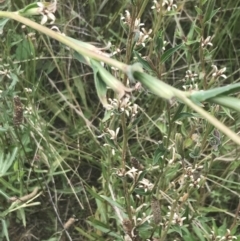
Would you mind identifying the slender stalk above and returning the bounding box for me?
[121,112,133,222]
[0,11,128,71]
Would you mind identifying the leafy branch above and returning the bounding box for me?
[0,9,240,146]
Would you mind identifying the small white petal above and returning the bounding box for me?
[115,127,120,136]
[48,12,56,24]
[40,15,48,25]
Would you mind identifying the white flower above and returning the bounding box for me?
[24,106,33,115]
[107,96,138,118]
[138,178,154,192]
[151,0,161,12]
[152,0,177,12]
[201,36,214,47]
[125,167,142,181]
[163,0,177,11]
[172,213,186,226]
[136,28,152,47]
[185,70,198,82]
[0,68,11,79]
[36,2,57,25]
[134,18,145,30]
[121,10,144,30]
[107,127,120,140]
[212,65,227,79]
[162,40,169,51]
[24,88,32,93]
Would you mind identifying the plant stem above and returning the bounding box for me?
[0,11,128,71]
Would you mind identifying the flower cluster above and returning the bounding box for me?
[136,28,152,47]
[184,165,203,189]
[151,0,177,12]
[131,204,152,226]
[0,66,10,79]
[209,229,237,241]
[182,83,199,92]
[122,205,152,240]
[212,65,227,79]
[162,40,169,51]
[166,206,186,226]
[24,106,33,115]
[121,10,152,47]
[115,165,154,192]
[185,70,198,82]
[201,36,214,48]
[36,1,57,25]
[182,70,199,91]
[108,95,138,118]
[121,10,144,31]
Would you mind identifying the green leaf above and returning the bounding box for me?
[85,186,105,202]
[204,0,219,25]
[133,71,175,100]
[68,36,103,65]
[101,109,112,122]
[155,30,164,52]
[1,220,10,241]
[170,225,183,237]
[190,83,240,102]
[208,96,240,112]
[205,8,220,24]
[15,38,35,61]
[172,103,185,121]
[87,219,120,238]
[18,3,39,14]
[133,51,154,72]
[73,72,88,110]
[221,106,234,120]
[160,44,182,63]
[192,224,206,241]
[0,147,18,177]
[91,61,109,108]
[73,51,90,66]
[201,0,208,5]
[187,20,197,42]
[173,112,195,121]
[0,18,9,34]
[8,72,19,90]
[153,144,166,165]
[91,59,129,100]
[100,195,125,211]
[195,6,203,15]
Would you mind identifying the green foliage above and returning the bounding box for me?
[0,0,240,240]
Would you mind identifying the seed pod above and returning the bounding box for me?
[122,219,132,235]
[130,157,144,170]
[63,217,76,229]
[13,96,23,126]
[151,198,161,224]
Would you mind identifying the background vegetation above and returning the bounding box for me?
[0,0,240,240]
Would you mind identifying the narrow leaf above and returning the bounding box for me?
[160,44,182,63]
[0,18,9,34]
[208,96,240,112]
[91,59,131,99]
[133,71,175,99]
[91,61,109,109]
[190,83,240,102]
[100,195,124,211]
[133,51,154,72]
